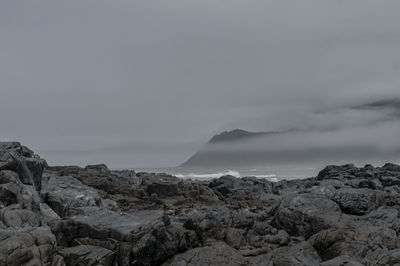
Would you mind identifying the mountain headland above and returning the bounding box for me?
[182,99,400,168]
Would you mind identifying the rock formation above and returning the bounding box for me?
[1,142,400,265]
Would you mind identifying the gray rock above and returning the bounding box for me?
[363,248,400,266]
[162,242,247,266]
[249,241,321,266]
[0,181,20,206]
[379,175,400,187]
[308,229,364,261]
[0,226,57,266]
[41,175,103,217]
[0,141,34,157]
[59,245,115,266]
[320,255,364,266]
[332,188,382,215]
[272,193,341,238]
[0,142,46,192]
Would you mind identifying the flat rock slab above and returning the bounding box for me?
[72,208,164,237]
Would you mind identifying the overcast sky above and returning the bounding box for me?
[1,0,400,167]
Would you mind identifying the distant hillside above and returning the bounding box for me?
[353,99,400,111]
[181,129,287,167]
[209,129,279,143]
[181,99,400,168]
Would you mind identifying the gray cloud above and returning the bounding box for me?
[1,0,400,167]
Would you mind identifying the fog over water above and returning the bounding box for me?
[1,1,400,174]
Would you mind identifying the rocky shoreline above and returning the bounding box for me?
[1,142,400,265]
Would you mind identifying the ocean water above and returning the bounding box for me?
[133,164,321,182]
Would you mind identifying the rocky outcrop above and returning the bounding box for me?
[0,142,62,266]
[1,141,400,265]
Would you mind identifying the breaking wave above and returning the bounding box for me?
[175,170,278,181]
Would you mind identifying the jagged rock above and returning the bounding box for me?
[40,202,61,223]
[332,188,382,215]
[249,241,321,266]
[0,208,41,228]
[0,142,46,191]
[225,227,246,249]
[48,208,199,265]
[0,226,58,266]
[25,157,46,191]
[41,175,103,218]
[272,193,341,238]
[379,175,400,187]
[46,164,139,194]
[0,180,20,206]
[363,248,400,266]
[317,164,358,181]
[59,245,115,266]
[320,255,364,266]
[382,163,400,172]
[308,229,364,261]
[0,141,34,157]
[162,242,247,266]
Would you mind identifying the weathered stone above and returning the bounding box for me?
[162,242,247,266]
[41,175,102,217]
[249,241,321,266]
[272,193,341,238]
[59,245,115,266]
[332,188,382,215]
[320,255,364,266]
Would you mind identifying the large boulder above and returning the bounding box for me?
[332,188,383,215]
[0,141,34,157]
[41,175,103,218]
[308,229,364,261]
[272,193,342,238]
[0,226,61,266]
[0,142,46,191]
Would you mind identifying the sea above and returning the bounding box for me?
[133,164,322,182]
